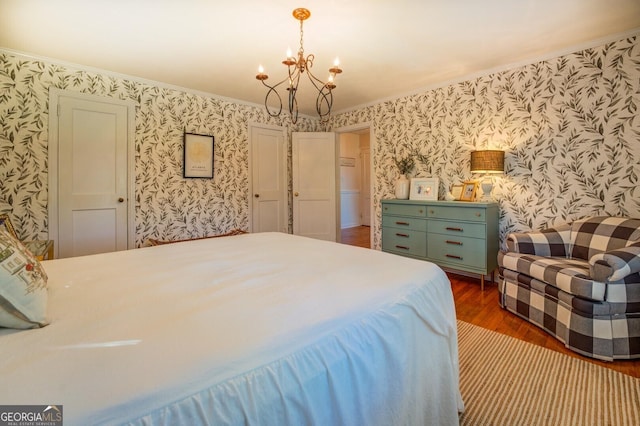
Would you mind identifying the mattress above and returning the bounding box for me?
[0,232,463,425]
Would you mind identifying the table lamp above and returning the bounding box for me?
[470,150,504,201]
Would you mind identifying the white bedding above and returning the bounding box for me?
[0,232,463,425]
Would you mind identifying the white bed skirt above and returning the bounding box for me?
[1,232,463,425]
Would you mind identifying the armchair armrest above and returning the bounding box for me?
[589,241,640,282]
[506,224,571,256]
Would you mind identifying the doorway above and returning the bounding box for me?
[336,124,374,249]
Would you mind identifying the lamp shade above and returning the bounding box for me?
[470,150,504,173]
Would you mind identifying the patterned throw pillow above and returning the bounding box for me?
[0,227,49,329]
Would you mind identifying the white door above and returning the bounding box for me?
[49,90,134,258]
[249,124,287,233]
[361,148,371,226]
[292,132,338,241]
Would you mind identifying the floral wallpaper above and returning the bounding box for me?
[331,35,640,249]
[1,34,639,252]
[0,52,319,246]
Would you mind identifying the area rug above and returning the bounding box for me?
[457,321,640,425]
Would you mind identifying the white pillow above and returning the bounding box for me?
[0,227,49,328]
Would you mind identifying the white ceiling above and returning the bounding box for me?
[2,0,639,118]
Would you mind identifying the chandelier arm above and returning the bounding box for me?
[260,78,289,118]
[304,66,334,120]
[287,66,302,124]
[315,89,334,123]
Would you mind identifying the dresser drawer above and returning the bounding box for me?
[382,203,428,218]
[429,220,486,239]
[426,205,485,222]
[427,234,486,269]
[382,227,427,257]
[382,215,428,232]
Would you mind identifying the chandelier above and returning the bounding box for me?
[256,8,343,124]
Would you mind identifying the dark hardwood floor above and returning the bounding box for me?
[340,225,640,378]
[340,225,371,248]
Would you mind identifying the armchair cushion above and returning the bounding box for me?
[571,217,640,260]
[589,241,640,282]
[498,252,605,301]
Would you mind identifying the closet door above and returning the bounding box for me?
[292,132,338,241]
[249,124,287,233]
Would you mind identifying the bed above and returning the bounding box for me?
[0,232,463,425]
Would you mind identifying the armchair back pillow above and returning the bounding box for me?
[570,217,640,260]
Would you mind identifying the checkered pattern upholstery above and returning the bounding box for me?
[498,252,606,301]
[570,217,640,260]
[590,241,640,281]
[499,269,640,360]
[498,216,640,360]
[506,224,571,257]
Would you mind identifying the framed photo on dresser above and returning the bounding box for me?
[460,181,478,201]
[410,178,439,201]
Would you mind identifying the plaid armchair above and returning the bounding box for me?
[498,216,640,361]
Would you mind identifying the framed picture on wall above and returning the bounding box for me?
[410,177,439,201]
[460,181,478,201]
[183,132,214,178]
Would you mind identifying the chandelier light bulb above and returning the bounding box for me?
[258,65,264,73]
[286,48,293,59]
[334,57,340,67]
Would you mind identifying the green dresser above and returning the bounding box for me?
[382,199,499,289]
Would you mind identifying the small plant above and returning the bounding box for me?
[394,156,415,175]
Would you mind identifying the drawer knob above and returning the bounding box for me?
[475,212,481,217]
[396,221,410,226]
[446,240,463,245]
[396,233,410,238]
[446,227,463,232]
[446,254,463,260]
[419,209,423,213]
[395,245,410,250]
[430,210,435,214]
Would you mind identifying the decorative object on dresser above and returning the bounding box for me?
[393,155,415,200]
[459,181,479,202]
[498,216,640,360]
[382,199,499,290]
[409,177,439,201]
[450,184,464,201]
[470,150,504,201]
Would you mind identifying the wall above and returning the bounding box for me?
[331,35,640,249]
[0,51,319,246]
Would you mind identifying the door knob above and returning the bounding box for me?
[294,192,299,197]
[118,197,124,203]
[254,194,260,198]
